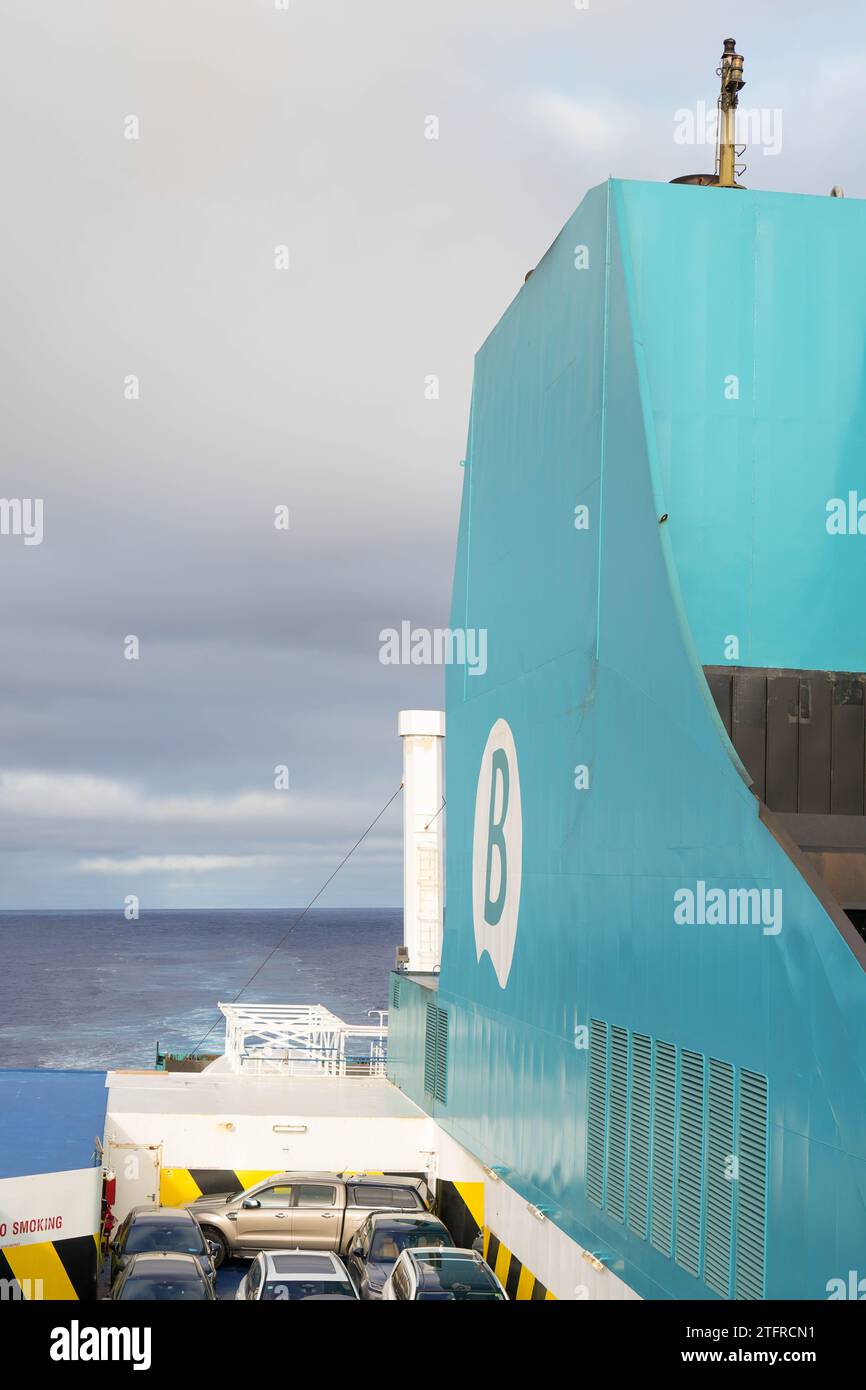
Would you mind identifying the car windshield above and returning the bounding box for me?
[120,1277,208,1300]
[370,1227,451,1260]
[125,1224,204,1255]
[415,1255,502,1297]
[417,1288,504,1301]
[261,1279,355,1301]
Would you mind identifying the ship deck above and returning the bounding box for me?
[106,1069,425,1120]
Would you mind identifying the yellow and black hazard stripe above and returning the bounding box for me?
[482,1227,556,1300]
[432,1182,554,1300]
[161,1168,394,1207]
[435,1179,484,1246]
[0,1233,99,1300]
[160,1168,278,1206]
[161,1167,430,1212]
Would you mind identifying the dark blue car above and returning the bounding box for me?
[344,1212,454,1299]
[110,1206,218,1286]
[109,1251,216,1301]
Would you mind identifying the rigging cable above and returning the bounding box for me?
[189,780,404,1055]
[424,797,446,831]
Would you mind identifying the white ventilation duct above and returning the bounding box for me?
[398,710,445,972]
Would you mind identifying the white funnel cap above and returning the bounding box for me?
[398,710,445,738]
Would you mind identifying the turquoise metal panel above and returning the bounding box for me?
[385,973,436,1111]
[617,180,866,672]
[432,179,866,1300]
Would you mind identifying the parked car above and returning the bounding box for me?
[188,1171,428,1266]
[110,1206,218,1285]
[235,1250,359,1301]
[382,1247,508,1301]
[345,1212,455,1299]
[109,1251,216,1301]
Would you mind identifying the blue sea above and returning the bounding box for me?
[0,909,402,1070]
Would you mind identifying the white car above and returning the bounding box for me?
[235,1249,359,1301]
[381,1247,508,1301]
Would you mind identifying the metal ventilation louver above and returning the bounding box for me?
[433,1006,449,1105]
[584,1017,768,1300]
[734,1069,769,1300]
[586,1019,608,1208]
[423,1001,438,1097]
[606,1026,629,1223]
[627,1033,652,1239]
[675,1049,705,1278]
[704,1058,735,1298]
[650,1040,676,1257]
[423,1002,449,1105]
[391,976,401,1010]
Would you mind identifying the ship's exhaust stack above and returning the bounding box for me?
[398,710,445,973]
[717,38,746,187]
[672,37,747,188]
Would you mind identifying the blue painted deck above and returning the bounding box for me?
[0,1069,106,1178]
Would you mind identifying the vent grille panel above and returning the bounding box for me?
[606,1026,629,1223]
[423,1002,437,1097]
[650,1040,677,1257]
[735,1069,769,1300]
[675,1050,705,1278]
[587,1021,767,1300]
[586,1019,607,1208]
[704,1059,735,1298]
[627,1033,652,1239]
[433,1007,449,1105]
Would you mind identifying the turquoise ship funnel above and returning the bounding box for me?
[391,179,866,1301]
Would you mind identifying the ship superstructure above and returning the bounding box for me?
[388,168,866,1298]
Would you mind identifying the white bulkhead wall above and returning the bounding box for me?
[398,710,445,973]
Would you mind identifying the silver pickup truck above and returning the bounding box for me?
[187,1172,429,1266]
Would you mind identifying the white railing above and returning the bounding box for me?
[218,1003,388,1077]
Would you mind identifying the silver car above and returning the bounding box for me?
[382,1247,508,1301]
[236,1250,359,1301]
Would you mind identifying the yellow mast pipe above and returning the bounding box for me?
[717,37,745,188]
[719,102,736,187]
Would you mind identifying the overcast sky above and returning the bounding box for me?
[1,0,864,909]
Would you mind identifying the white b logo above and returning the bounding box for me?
[472,718,522,988]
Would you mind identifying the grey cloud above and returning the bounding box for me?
[1,0,864,905]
